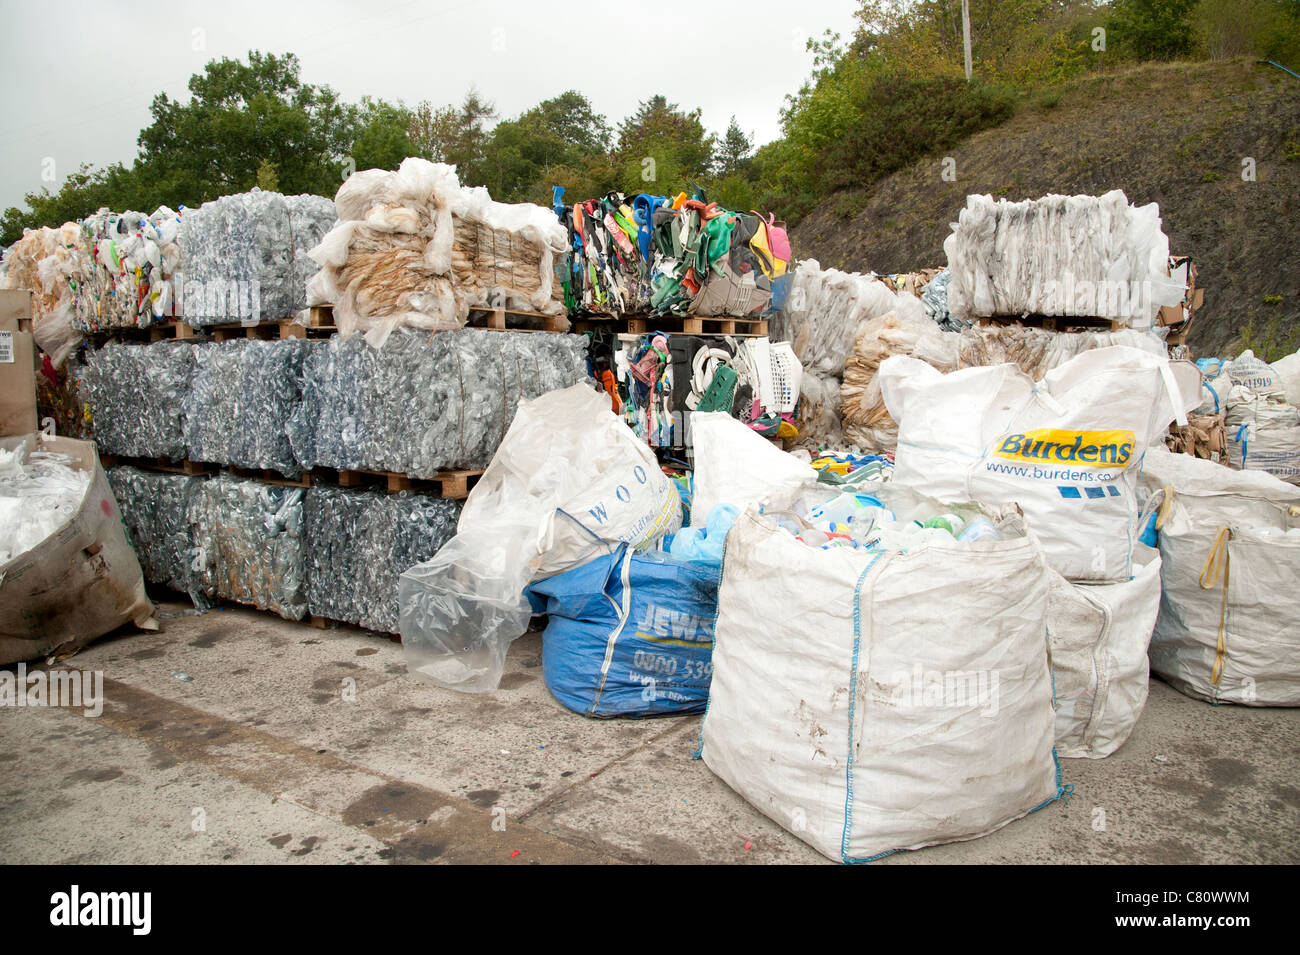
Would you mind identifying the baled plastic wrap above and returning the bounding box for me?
[287,328,588,476]
[304,486,461,633]
[75,206,182,332]
[307,158,566,345]
[190,473,307,620]
[181,189,299,326]
[107,465,206,600]
[841,320,1169,452]
[0,223,85,366]
[185,338,311,476]
[79,341,197,459]
[944,190,1184,326]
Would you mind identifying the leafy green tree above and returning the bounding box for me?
[485,91,611,201]
[714,117,754,178]
[351,98,417,173]
[1105,0,1200,60]
[614,95,715,194]
[408,89,497,185]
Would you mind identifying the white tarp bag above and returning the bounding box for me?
[689,411,817,521]
[699,490,1062,863]
[1224,350,1283,396]
[399,384,681,692]
[1046,551,1162,758]
[1224,386,1300,485]
[881,345,1193,582]
[1141,448,1300,705]
[1272,348,1300,407]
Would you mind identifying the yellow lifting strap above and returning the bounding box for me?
[1197,526,1233,687]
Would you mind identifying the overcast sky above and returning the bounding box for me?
[0,0,861,212]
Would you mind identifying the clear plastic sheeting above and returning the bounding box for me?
[0,223,84,366]
[181,189,334,326]
[944,190,1184,327]
[307,158,567,346]
[186,338,313,476]
[841,319,1169,453]
[0,441,91,564]
[107,465,208,603]
[287,328,588,476]
[399,384,682,693]
[190,473,307,620]
[80,341,197,459]
[304,486,461,633]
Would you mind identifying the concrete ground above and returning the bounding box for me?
[1,596,1296,865]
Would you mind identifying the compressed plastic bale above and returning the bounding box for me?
[304,485,461,633]
[75,206,182,331]
[190,473,307,620]
[0,223,86,366]
[107,465,207,601]
[181,190,294,326]
[285,194,337,314]
[288,328,589,476]
[185,338,312,476]
[943,190,1184,326]
[79,341,197,459]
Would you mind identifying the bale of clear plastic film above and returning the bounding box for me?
[107,465,209,605]
[944,190,1185,326]
[399,384,683,693]
[74,206,183,332]
[186,338,313,476]
[306,157,567,346]
[304,486,461,633]
[0,223,85,366]
[287,327,587,476]
[181,189,335,327]
[191,473,307,620]
[80,341,197,459]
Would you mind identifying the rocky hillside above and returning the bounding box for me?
[792,58,1300,357]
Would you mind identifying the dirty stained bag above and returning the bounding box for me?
[399,384,682,693]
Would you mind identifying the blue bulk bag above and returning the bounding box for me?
[526,547,719,717]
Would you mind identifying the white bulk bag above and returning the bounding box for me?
[1046,552,1162,758]
[881,345,1193,582]
[1142,449,1300,705]
[399,384,681,693]
[689,412,818,521]
[699,495,1062,863]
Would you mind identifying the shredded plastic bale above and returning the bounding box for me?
[944,190,1184,327]
[181,189,332,327]
[287,327,588,476]
[74,206,182,332]
[107,465,207,602]
[79,341,197,459]
[185,338,312,476]
[190,473,307,620]
[307,159,566,345]
[304,485,461,633]
[0,224,85,366]
[0,442,92,564]
[841,320,1169,453]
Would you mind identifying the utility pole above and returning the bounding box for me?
[962,0,972,81]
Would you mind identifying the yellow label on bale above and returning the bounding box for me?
[993,429,1136,468]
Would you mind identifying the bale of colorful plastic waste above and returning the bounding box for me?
[0,434,155,663]
[526,544,718,717]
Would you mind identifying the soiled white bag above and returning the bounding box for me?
[1141,449,1300,706]
[1047,552,1162,758]
[699,492,1062,863]
[882,345,1193,582]
[399,384,681,692]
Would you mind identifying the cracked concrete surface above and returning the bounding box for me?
[1,597,1296,864]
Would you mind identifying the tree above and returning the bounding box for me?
[136,51,358,206]
[351,98,417,173]
[714,117,754,178]
[1105,0,1199,60]
[485,91,611,202]
[408,88,497,185]
[614,95,715,194]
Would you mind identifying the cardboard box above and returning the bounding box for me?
[0,290,37,437]
[1158,255,1203,328]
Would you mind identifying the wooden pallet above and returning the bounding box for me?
[976,315,1123,332]
[206,319,336,342]
[572,313,769,337]
[226,465,312,488]
[466,307,569,333]
[99,453,215,476]
[328,466,482,498]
